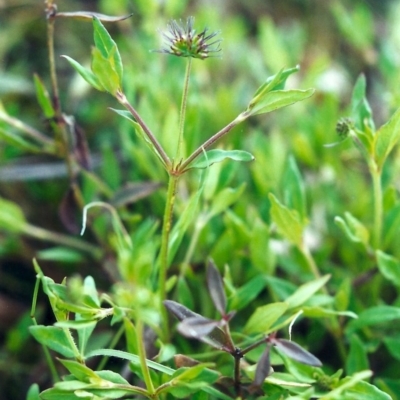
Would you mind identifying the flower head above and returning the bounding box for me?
[157,16,221,60]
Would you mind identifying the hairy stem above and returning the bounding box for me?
[175,58,192,161]
[159,174,179,339]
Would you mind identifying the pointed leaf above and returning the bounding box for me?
[244,302,288,334]
[26,384,40,400]
[178,317,220,339]
[29,325,76,358]
[207,260,227,315]
[91,46,121,95]
[93,16,122,82]
[0,196,27,233]
[58,359,98,382]
[61,55,103,91]
[285,274,331,309]
[374,107,400,169]
[351,74,375,132]
[187,149,254,170]
[111,182,162,207]
[376,250,400,287]
[164,300,200,321]
[253,346,272,387]
[56,12,132,22]
[269,193,304,246]
[248,88,315,117]
[33,74,55,119]
[273,338,322,367]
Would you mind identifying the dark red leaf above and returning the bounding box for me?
[111,182,162,207]
[253,345,272,387]
[73,123,91,170]
[272,338,322,367]
[207,259,226,316]
[163,300,200,321]
[177,316,220,338]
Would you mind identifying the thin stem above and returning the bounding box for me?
[370,161,382,249]
[31,276,59,382]
[159,174,179,339]
[298,244,323,283]
[180,115,243,171]
[136,320,156,397]
[117,92,171,169]
[175,58,192,160]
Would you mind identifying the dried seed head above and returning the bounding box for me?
[156,16,221,60]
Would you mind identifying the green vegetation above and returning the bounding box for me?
[1,1,400,399]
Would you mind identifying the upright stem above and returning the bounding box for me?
[136,320,156,397]
[159,174,179,339]
[370,161,382,249]
[175,58,192,161]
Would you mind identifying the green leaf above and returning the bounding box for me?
[383,335,400,361]
[302,306,357,319]
[334,212,370,247]
[0,127,42,152]
[244,302,288,334]
[0,197,27,233]
[345,305,400,335]
[26,384,40,400]
[285,275,331,309]
[351,74,375,132]
[93,16,122,82]
[91,46,121,95]
[187,149,254,170]
[40,388,82,400]
[247,88,315,117]
[61,55,103,91]
[346,334,369,375]
[376,250,400,287]
[29,326,76,358]
[207,183,246,221]
[37,247,85,263]
[58,359,99,382]
[336,377,392,400]
[269,193,304,247]
[283,155,307,221]
[228,274,268,311]
[33,74,55,119]
[111,108,166,166]
[374,107,400,169]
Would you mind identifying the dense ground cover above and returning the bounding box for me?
[1,1,400,399]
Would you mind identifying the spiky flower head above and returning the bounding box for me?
[157,16,221,60]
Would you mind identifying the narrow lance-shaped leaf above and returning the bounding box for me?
[253,345,272,387]
[187,149,254,170]
[178,316,221,339]
[56,11,132,22]
[93,16,123,83]
[33,74,55,119]
[91,46,121,95]
[272,338,322,367]
[207,260,227,316]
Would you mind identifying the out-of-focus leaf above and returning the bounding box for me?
[346,335,369,375]
[206,260,227,315]
[29,326,76,358]
[33,74,55,119]
[269,193,304,247]
[228,275,268,311]
[383,335,400,361]
[0,127,42,152]
[0,196,27,233]
[244,302,288,334]
[302,306,357,319]
[345,305,400,335]
[56,11,132,22]
[37,247,85,263]
[376,250,400,287]
[374,107,400,169]
[272,339,322,367]
[110,182,162,207]
[334,212,370,247]
[72,123,91,170]
[187,149,254,170]
[207,184,246,221]
[285,275,331,309]
[350,74,375,132]
[26,384,40,400]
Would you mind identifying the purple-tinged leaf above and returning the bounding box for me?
[55,11,133,22]
[178,316,220,338]
[72,123,91,171]
[163,300,201,321]
[253,345,272,387]
[207,260,226,316]
[272,338,322,367]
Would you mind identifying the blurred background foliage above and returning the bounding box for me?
[1,0,400,399]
